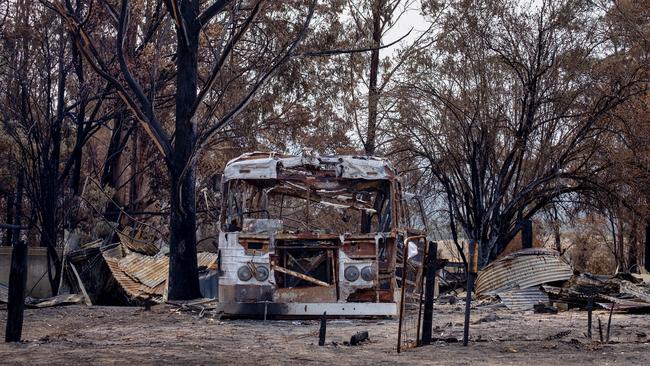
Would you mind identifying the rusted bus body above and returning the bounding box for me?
[217,151,426,317]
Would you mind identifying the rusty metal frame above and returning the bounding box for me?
[397,234,427,353]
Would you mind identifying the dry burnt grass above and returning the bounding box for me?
[0,304,648,365]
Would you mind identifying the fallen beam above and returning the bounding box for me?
[271,263,330,287]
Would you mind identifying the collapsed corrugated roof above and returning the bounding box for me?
[476,248,573,296]
[103,250,218,303]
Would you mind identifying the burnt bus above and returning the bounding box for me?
[217,151,427,317]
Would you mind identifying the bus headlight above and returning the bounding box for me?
[237,266,253,281]
[255,266,269,281]
[344,266,360,281]
[361,266,375,281]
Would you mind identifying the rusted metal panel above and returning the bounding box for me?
[118,253,169,288]
[197,252,219,269]
[103,251,218,302]
[274,286,337,303]
[103,254,163,302]
[476,248,572,295]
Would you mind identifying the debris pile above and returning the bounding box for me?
[53,227,219,306]
[475,248,650,312]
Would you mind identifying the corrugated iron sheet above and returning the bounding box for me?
[118,253,169,288]
[197,252,219,269]
[476,248,572,295]
[103,250,219,302]
[103,254,163,302]
[497,287,549,311]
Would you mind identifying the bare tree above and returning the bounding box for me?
[392,0,648,266]
[48,0,317,299]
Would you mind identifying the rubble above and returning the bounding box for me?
[102,245,218,304]
[474,248,650,313]
[348,331,369,345]
[24,294,84,308]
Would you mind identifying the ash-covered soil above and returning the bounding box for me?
[1,304,648,365]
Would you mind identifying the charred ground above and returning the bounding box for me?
[1,304,648,365]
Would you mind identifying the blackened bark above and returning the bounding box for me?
[129,128,139,213]
[38,32,66,295]
[39,197,61,295]
[628,220,638,272]
[364,0,382,156]
[4,240,27,342]
[4,193,14,246]
[12,172,24,244]
[167,0,201,300]
[101,113,127,187]
[69,40,86,196]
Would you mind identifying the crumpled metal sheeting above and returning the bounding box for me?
[476,248,573,295]
[197,252,219,269]
[497,287,549,311]
[118,253,169,288]
[103,251,219,303]
[103,254,164,302]
[597,295,650,310]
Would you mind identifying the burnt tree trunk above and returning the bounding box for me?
[5,171,26,342]
[628,218,638,272]
[69,42,86,197]
[167,0,201,300]
[4,240,27,342]
[364,0,382,156]
[4,193,14,246]
[37,31,67,295]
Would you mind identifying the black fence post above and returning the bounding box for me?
[318,312,327,346]
[463,240,478,346]
[5,240,28,342]
[421,241,437,345]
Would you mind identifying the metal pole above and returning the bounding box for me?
[421,241,437,345]
[463,240,478,346]
[397,238,409,354]
[318,312,327,346]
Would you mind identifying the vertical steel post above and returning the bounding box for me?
[463,240,478,346]
[421,241,437,345]
[318,312,327,346]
